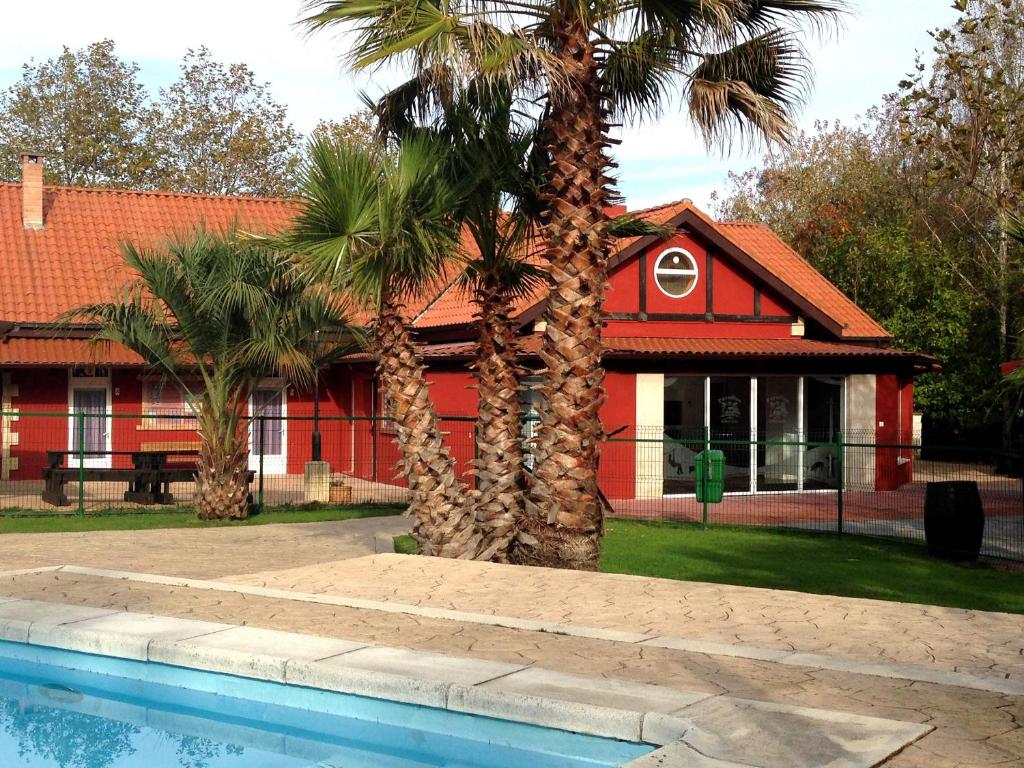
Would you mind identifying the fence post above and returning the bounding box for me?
[702,425,710,529]
[835,430,844,535]
[257,415,265,511]
[76,411,86,516]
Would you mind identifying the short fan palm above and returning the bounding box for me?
[71,231,357,520]
[287,135,484,557]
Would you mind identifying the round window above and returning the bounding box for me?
[653,248,699,298]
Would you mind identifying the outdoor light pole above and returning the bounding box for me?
[312,329,322,462]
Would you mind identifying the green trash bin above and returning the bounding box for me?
[695,449,725,503]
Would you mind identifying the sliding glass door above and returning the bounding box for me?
[660,374,844,496]
[756,377,800,491]
[663,376,705,494]
[709,377,752,493]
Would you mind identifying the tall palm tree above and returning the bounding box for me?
[70,231,356,520]
[287,135,483,557]
[302,0,844,569]
[380,93,546,561]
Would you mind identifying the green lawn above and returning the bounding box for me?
[0,505,404,534]
[395,521,1024,613]
[601,520,1024,614]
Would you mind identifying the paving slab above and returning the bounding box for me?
[150,626,367,681]
[28,611,233,660]
[480,666,710,714]
[284,657,454,709]
[321,645,525,686]
[0,599,119,644]
[674,696,933,768]
[623,740,750,768]
[446,682,647,742]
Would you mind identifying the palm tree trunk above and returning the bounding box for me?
[472,276,525,562]
[195,413,251,520]
[375,296,483,558]
[516,22,614,571]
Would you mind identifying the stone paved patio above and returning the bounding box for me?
[0,521,1020,766]
[0,516,409,577]
[0,567,1019,766]
[225,553,1024,683]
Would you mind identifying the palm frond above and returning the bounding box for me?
[602,33,681,121]
[687,28,810,146]
[605,213,672,239]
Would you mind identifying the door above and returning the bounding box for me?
[662,376,706,495]
[250,387,287,474]
[68,387,111,468]
[710,377,752,493]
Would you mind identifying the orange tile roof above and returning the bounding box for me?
[412,199,889,341]
[0,338,144,366]
[0,183,890,368]
[413,199,695,329]
[417,336,933,365]
[0,183,299,323]
[719,222,889,340]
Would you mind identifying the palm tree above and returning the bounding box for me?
[287,134,484,557]
[302,0,844,569]
[381,94,546,561]
[70,231,356,520]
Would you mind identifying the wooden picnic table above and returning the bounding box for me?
[42,449,204,507]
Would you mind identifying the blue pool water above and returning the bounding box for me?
[0,640,652,768]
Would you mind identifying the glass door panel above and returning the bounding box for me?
[710,377,751,492]
[663,376,705,494]
[804,376,843,489]
[250,388,286,474]
[68,387,110,468]
[756,377,800,491]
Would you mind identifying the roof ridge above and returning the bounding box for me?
[630,197,701,217]
[0,181,297,205]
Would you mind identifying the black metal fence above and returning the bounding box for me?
[604,428,1023,562]
[1,410,1020,562]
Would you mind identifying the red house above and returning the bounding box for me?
[0,155,933,508]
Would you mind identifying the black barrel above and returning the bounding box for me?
[924,481,985,561]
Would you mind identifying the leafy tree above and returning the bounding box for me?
[899,0,1024,443]
[718,113,997,437]
[312,109,387,155]
[71,231,356,520]
[148,48,302,196]
[287,135,482,556]
[301,0,844,570]
[0,40,152,187]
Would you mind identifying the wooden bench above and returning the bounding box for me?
[41,450,254,507]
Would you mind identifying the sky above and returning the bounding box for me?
[0,1,960,210]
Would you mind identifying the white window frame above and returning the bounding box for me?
[249,380,288,475]
[653,247,700,299]
[662,374,847,498]
[67,372,113,469]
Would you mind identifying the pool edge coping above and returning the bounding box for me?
[0,596,934,768]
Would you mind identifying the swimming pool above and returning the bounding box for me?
[0,639,653,767]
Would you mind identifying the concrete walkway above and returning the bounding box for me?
[0,565,1019,767]
[224,553,1024,684]
[0,516,409,577]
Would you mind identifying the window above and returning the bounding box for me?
[653,248,699,298]
[141,379,202,429]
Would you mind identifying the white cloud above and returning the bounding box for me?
[0,0,960,208]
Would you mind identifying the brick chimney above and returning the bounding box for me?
[21,153,44,230]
